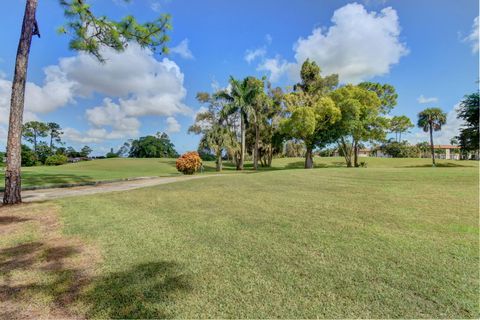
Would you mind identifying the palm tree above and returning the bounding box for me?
[216,77,258,170]
[417,108,447,166]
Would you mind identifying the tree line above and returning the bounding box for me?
[189,59,454,171]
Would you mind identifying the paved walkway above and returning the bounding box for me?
[12,175,218,203]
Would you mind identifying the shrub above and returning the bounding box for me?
[45,154,68,166]
[21,144,37,167]
[176,151,202,175]
[106,152,119,158]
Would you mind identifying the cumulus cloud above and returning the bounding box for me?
[0,67,74,124]
[165,116,181,133]
[259,3,408,83]
[1,43,191,144]
[245,47,266,64]
[463,16,479,53]
[257,56,295,82]
[170,39,194,60]
[417,95,438,104]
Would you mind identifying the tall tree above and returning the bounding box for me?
[246,77,268,170]
[189,92,233,171]
[330,85,384,167]
[455,93,479,158]
[22,121,48,152]
[80,145,92,157]
[128,134,178,158]
[390,115,413,142]
[4,0,171,204]
[217,76,259,170]
[47,122,63,149]
[358,82,398,114]
[417,107,447,166]
[258,84,285,167]
[281,60,340,168]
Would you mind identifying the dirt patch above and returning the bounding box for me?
[0,203,101,319]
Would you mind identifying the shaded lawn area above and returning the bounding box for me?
[51,166,479,318]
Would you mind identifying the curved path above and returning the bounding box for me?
[15,175,220,203]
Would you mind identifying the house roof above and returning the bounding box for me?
[433,145,461,149]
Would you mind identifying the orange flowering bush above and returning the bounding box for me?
[176,151,202,175]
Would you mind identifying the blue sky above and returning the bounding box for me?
[0,0,478,155]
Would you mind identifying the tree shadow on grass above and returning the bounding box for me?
[84,261,192,319]
[0,216,31,225]
[402,162,474,168]
[20,173,94,188]
[284,160,346,170]
[0,240,191,319]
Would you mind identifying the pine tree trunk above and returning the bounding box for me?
[304,146,313,169]
[429,123,436,167]
[3,0,39,205]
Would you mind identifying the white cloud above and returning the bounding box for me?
[0,66,75,124]
[245,47,266,64]
[59,43,190,142]
[165,116,181,133]
[258,3,408,83]
[170,39,194,59]
[1,43,191,144]
[257,56,295,82]
[463,16,479,53]
[63,127,103,144]
[417,95,438,104]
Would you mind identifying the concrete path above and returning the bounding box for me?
[13,175,218,203]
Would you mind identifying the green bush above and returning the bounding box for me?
[45,154,68,166]
[21,144,37,167]
[106,152,119,158]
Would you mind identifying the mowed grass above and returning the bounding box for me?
[1,156,476,189]
[56,163,479,318]
[0,158,180,189]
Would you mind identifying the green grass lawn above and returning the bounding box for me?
[0,158,181,189]
[1,156,477,189]
[52,162,479,318]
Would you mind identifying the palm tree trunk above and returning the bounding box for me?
[429,122,436,167]
[50,133,53,149]
[4,0,39,205]
[253,123,259,170]
[239,115,245,170]
[216,150,222,172]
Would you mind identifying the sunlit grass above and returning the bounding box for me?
[56,164,479,318]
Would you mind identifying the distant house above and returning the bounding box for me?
[333,145,462,160]
[433,145,461,160]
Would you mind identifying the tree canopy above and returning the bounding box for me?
[128,133,178,158]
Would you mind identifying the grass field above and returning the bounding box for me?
[0,158,478,318]
[0,156,477,189]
